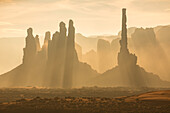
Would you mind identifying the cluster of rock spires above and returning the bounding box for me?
[0,9,170,88]
[0,20,98,88]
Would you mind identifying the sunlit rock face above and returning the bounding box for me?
[35,35,41,52]
[41,31,51,60]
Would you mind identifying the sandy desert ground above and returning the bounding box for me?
[0,87,169,113]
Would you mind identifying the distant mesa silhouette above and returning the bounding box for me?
[82,49,98,71]
[0,9,169,88]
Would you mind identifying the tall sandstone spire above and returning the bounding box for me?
[120,8,128,53]
[118,8,140,87]
[118,8,137,67]
[63,20,77,89]
[23,28,37,65]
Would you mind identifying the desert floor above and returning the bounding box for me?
[0,87,169,113]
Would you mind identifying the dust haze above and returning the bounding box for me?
[0,2,170,112]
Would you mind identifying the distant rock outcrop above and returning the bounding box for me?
[82,50,98,71]
[118,27,137,38]
[132,28,157,48]
[90,9,170,87]
[156,26,170,46]
[132,27,170,80]
[75,33,118,54]
[97,39,113,73]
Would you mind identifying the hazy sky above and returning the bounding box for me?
[0,0,170,37]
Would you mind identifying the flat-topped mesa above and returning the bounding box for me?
[23,28,37,64]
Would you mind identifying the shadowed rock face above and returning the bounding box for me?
[117,8,140,86]
[63,20,77,89]
[45,21,72,88]
[0,20,98,88]
[23,28,37,65]
[118,9,137,67]
[46,22,67,88]
[45,20,77,88]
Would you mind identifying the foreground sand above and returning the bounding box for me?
[0,88,169,113]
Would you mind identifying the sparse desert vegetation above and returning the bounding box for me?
[0,87,169,113]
